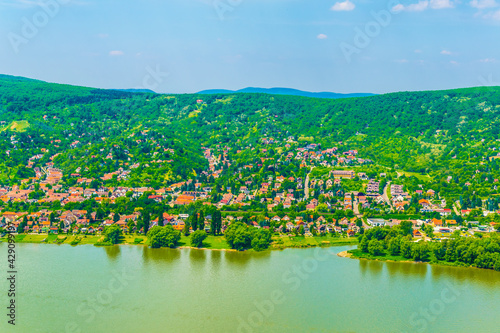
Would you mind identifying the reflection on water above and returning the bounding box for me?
[141,246,181,264]
[430,264,500,287]
[103,245,121,261]
[189,248,207,262]
[359,259,384,278]
[224,250,272,267]
[385,261,428,278]
[357,257,500,288]
[210,250,222,269]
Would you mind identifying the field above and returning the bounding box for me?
[398,171,433,182]
[2,120,30,132]
[272,235,358,249]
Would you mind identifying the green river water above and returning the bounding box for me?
[1,243,499,333]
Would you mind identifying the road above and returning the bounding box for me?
[453,200,461,216]
[352,197,363,219]
[382,181,392,209]
[303,167,313,201]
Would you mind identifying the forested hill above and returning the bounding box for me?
[1,74,500,185]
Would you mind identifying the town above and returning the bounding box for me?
[2,133,499,243]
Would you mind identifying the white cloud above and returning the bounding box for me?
[470,0,498,9]
[430,0,455,9]
[392,0,455,12]
[480,58,496,62]
[98,33,109,39]
[449,60,459,65]
[331,0,355,11]
[414,49,423,53]
[393,1,429,12]
[395,59,409,63]
[317,34,328,39]
[483,8,500,19]
[441,49,453,55]
[109,50,124,56]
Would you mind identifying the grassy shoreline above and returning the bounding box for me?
[0,233,358,251]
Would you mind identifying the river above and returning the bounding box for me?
[1,243,499,333]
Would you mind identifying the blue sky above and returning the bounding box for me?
[0,0,499,94]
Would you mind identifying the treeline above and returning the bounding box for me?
[357,226,500,271]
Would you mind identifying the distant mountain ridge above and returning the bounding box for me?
[114,88,157,94]
[197,87,375,99]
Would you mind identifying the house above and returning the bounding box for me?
[434,209,452,217]
[419,199,431,208]
[357,172,368,180]
[271,216,281,222]
[367,218,387,227]
[332,170,355,179]
[432,218,443,227]
[413,229,423,237]
[340,217,349,225]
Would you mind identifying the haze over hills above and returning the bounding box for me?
[197,87,375,99]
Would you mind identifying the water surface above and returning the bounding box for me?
[1,243,499,333]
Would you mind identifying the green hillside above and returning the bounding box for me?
[1,75,500,208]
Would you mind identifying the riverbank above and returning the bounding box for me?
[344,249,499,271]
[337,250,352,258]
[0,233,358,251]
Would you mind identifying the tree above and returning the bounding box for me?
[198,211,205,231]
[143,211,151,234]
[411,242,430,261]
[147,225,181,248]
[251,228,272,251]
[225,222,252,251]
[103,224,122,244]
[113,213,120,223]
[400,221,413,236]
[127,219,135,234]
[191,212,198,231]
[368,239,384,256]
[191,230,207,248]
[182,220,191,236]
[299,225,305,236]
[212,209,222,235]
[360,235,369,253]
[158,209,164,227]
[388,237,401,255]
[17,216,28,233]
[400,239,413,259]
